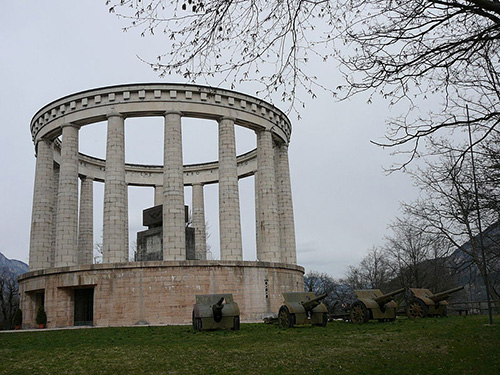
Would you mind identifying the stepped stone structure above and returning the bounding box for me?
[19,83,302,328]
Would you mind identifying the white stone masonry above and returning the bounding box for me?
[163,111,186,260]
[192,183,207,260]
[218,117,243,260]
[54,124,80,267]
[154,185,163,206]
[28,84,298,270]
[78,176,94,264]
[29,139,55,271]
[103,114,129,263]
[50,166,59,267]
[275,144,297,264]
[256,130,280,262]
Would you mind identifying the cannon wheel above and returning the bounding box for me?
[278,305,295,328]
[232,316,240,330]
[315,312,328,327]
[350,302,369,324]
[406,299,428,319]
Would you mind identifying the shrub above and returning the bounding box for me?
[35,305,47,326]
[12,308,22,327]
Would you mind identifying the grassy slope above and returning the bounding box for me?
[1,315,498,375]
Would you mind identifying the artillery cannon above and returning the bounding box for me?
[278,292,328,328]
[350,288,405,324]
[192,294,240,331]
[406,286,464,319]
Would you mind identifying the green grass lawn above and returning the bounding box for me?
[1,315,498,375]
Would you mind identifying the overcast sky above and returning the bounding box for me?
[1,1,421,278]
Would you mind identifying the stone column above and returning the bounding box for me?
[275,144,297,264]
[218,117,243,260]
[51,165,60,267]
[29,139,55,271]
[254,172,260,258]
[103,113,129,263]
[78,176,94,265]
[192,183,207,260]
[256,129,280,262]
[55,124,80,267]
[163,111,186,260]
[154,185,163,206]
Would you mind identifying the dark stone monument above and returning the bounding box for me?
[136,205,196,261]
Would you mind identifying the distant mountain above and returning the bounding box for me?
[447,222,500,301]
[0,252,28,278]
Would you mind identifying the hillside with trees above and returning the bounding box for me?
[0,252,28,329]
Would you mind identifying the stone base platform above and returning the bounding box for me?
[18,260,304,328]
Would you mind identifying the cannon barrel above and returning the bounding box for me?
[428,286,464,303]
[212,297,225,311]
[300,293,328,311]
[211,297,225,322]
[373,288,405,306]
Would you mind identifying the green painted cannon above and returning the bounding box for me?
[406,286,464,319]
[278,292,328,328]
[350,288,405,324]
[192,294,240,331]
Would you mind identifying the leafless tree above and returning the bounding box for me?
[345,247,392,290]
[345,216,457,295]
[403,138,500,303]
[94,239,103,264]
[0,270,19,330]
[304,271,354,313]
[383,216,452,290]
[106,1,500,162]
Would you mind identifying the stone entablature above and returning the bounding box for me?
[19,261,304,327]
[30,83,292,145]
[53,141,257,186]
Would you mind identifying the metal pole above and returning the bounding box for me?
[466,105,494,325]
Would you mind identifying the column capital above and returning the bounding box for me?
[276,141,289,149]
[79,175,94,182]
[60,122,79,129]
[219,116,236,123]
[37,136,54,143]
[164,110,183,116]
[35,138,53,156]
[106,111,123,119]
[256,127,272,135]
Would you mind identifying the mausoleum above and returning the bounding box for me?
[19,83,303,327]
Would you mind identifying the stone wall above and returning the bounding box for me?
[18,261,304,328]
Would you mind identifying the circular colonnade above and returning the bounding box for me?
[19,83,303,327]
